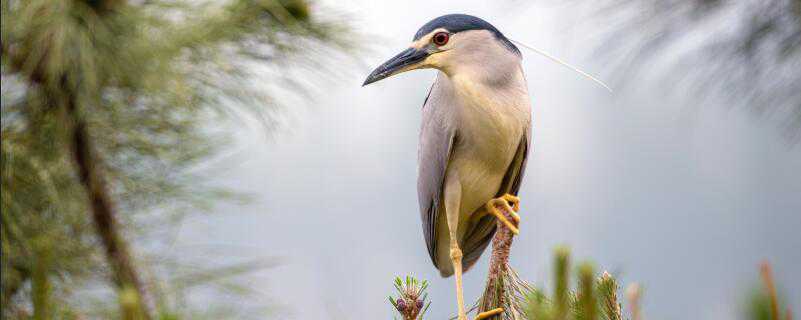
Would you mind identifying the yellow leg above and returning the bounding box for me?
[450,245,467,320]
[476,307,504,320]
[485,194,521,235]
[444,171,468,320]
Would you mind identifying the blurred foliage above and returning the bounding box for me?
[744,262,793,320]
[522,247,625,320]
[388,248,630,320]
[599,0,801,141]
[1,0,353,318]
[520,250,793,320]
[389,247,794,320]
[520,249,792,320]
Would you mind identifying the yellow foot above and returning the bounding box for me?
[476,307,504,320]
[501,194,521,224]
[485,194,521,235]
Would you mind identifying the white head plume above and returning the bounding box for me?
[510,39,613,93]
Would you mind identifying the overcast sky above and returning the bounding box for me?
[174,1,801,319]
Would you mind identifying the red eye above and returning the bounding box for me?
[432,32,449,46]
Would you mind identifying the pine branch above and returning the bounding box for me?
[477,199,522,319]
[389,275,431,320]
[576,263,597,320]
[597,272,622,320]
[63,85,152,320]
[82,0,125,14]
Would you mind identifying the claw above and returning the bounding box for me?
[509,210,521,224]
[476,307,504,320]
[502,194,520,212]
[485,198,519,235]
[500,194,521,224]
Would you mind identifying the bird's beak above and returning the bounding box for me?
[363,47,429,86]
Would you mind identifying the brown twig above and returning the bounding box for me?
[477,200,520,319]
[4,32,152,320]
[64,87,152,320]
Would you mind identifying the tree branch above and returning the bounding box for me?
[477,201,523,319]
[63,87,152,320]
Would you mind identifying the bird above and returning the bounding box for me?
[363,14,531,320]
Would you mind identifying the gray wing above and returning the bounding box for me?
[503,125,532,197]
[417,78,456,269]
[461,126,531,272]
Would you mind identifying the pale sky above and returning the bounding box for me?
[174,1,801,319]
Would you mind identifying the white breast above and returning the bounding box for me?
[448,72,530,224]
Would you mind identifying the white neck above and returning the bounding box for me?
[440,30,523,88]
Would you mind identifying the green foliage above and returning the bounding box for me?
[522,248,624,320]
[385,250,794,320]
[744,263,793,320]
[748,290,776,320]
[575,263,598,320]
[596,273,622,320]
[389,275,432,320]
[553,246,570,318]
[2,0,353,317]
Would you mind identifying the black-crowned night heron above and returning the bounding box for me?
[363,14,530,320]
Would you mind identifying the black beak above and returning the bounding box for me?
[362,48,429,86]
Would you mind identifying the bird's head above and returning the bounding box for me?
[363,14,521,86]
